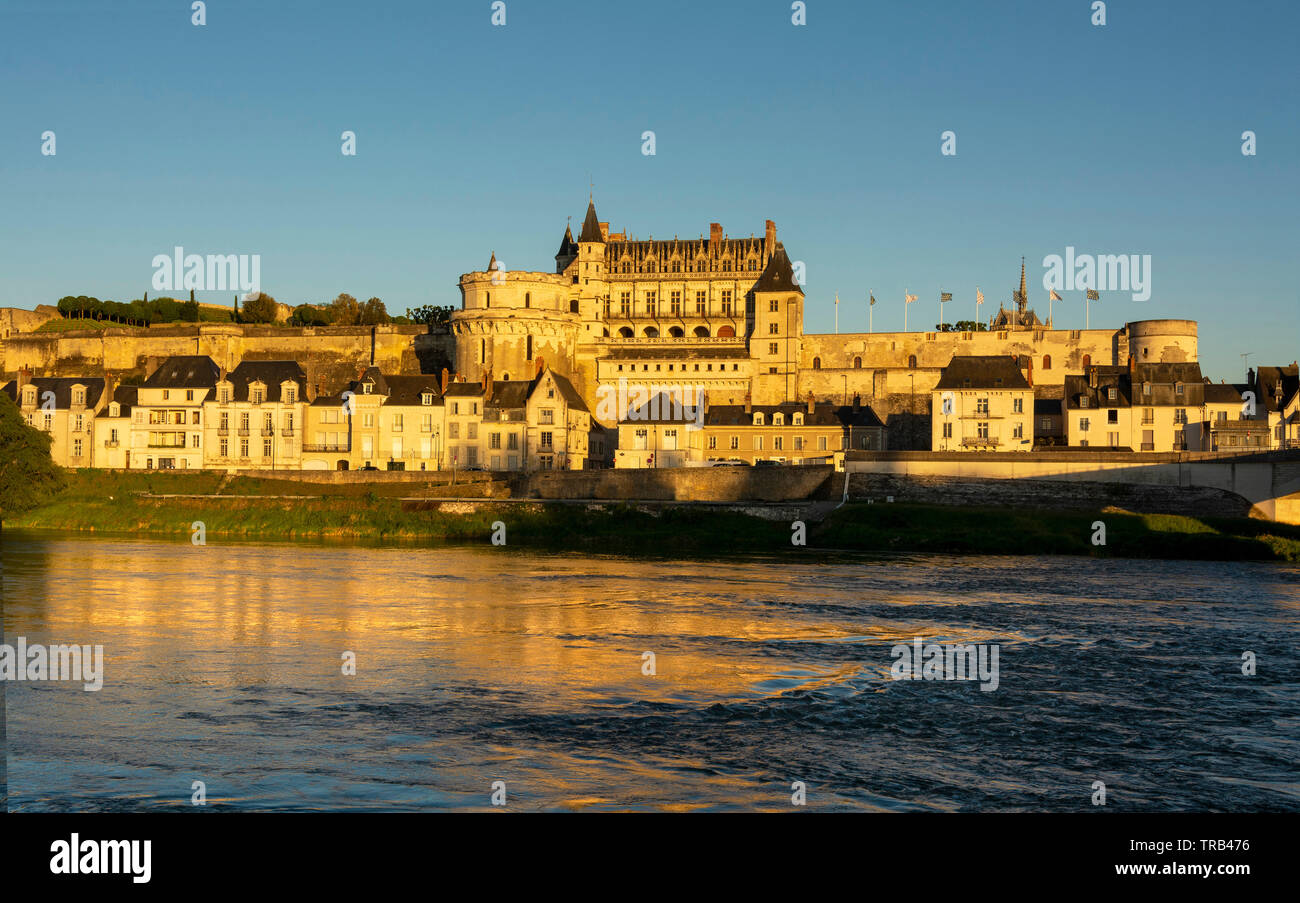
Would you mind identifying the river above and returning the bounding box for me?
[2,532,1297,811]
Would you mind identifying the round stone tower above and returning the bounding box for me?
[1126,319,1198,364]
[452,262,581,383]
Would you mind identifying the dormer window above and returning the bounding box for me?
[1080,397,1089,408]
[773,412,784,426]
[1108,387,1117,401]
[22,388,36,406]
[1175,383,1184,396]
[72,387,85,406]
[1143,382,1151,396]
[753,412,764,426]
[362,382,373,395]
[421,393,433,405]
[993,378,1003,387]
[251,386,265,404]
[219,386,232,403]
[284,387,296,404]
[793,413,804,426]
[109,403,120,417]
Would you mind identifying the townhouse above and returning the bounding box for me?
[2,370,106,467]
[204,361,308,471]
[930,356,1034,452]
[1254,364,1299,450]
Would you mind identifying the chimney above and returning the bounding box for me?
[441,367,450,393]
[765,220,776,248]
[710,223,723,243]
[534,356,545,377]
[807,391,815,415]
[1025,356,1033,388]
[1088,367,1098,389]
[18,365,32,387]
[853,393,861,413]
[482,368,491,394]
[743,392,752,414]
[599,222,609,241]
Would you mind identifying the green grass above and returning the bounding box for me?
[5,470,1299,562]
[816,503,1300,562]
[34,318,112,333]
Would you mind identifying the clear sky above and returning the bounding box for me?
[1,0,1296,382]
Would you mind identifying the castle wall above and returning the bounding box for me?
[1,324,453,396]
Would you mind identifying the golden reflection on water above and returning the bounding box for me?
[6,535,932,706]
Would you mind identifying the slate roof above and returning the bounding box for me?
[578,199,603,243]
[382,374,443,406]
[703,401,883,429]
[2,377,106,409]
[935,356,1031,390]
[221,360,307,403]
[1256,365,1299,413]
[1203,383,1244,404]
[143,355,220,389]
[751,244,803,295]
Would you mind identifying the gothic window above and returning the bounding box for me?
[524,293,530,308]
[1082,354,1091,369]
[812,357,821,370]
[854,357,862,369]
[908,355,917,369]
[1043,354,1051,370]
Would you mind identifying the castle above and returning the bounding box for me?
[451,197,1202,439]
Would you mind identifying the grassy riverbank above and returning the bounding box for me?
[4,469,1299,562]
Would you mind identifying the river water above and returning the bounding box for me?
[2,532,1296,811]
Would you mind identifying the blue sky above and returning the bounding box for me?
[1,0,1296,381]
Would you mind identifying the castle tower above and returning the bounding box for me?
[554,224,578,274]
[750,243,804,405]
[575,197,607,289]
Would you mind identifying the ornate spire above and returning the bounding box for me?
[487,250,497,272]
[1018,257,1028,313]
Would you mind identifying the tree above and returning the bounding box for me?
[0,392,65,519]
[328,293,361,325]
[290,304,333,327]
[406,304,454,328]
[240,292,279,324]
[359,296,390,325]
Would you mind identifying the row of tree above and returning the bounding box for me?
[53,293,455,329]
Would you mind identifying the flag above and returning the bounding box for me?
[940,292,952,302]
[905,293,917,304]
[1086,289,1099,301]
[869,293,876,306]
[1049,289,1062,301]
[976,288,984,306]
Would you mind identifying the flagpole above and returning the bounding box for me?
[904,294,908,333]
[869,291,873,334]
[834,292,839,334]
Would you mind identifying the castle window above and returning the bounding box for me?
[693,326,709,337]
[769,322,779,335]
[481,339,486,363]
[853,357,862,369]
[620,292,631,316]
[646,292,657,316]
[527,336,533,360]
[812,357,821,370]
[908,355,917,369]
[769,300,779,312]
[525,293,531,308]
[619,327,633,338]
[486,292,490,308]
[1043,355,1051,370]
[1082,354,1091,369]
[644,327,659,338]
[696,291,707,314]
[749,259,757,271]
[670,291,682,315]
[669,326,684,337]
[672,260,681,273]
[769,342,779,354]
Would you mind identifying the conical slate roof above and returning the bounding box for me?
[555,224,578,259]
[578,199,603,242]
[753,244,802,294]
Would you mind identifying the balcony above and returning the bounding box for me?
[1140,442,1156,451]
[302,443,350,453]
[960,437,1000,448]
[261,428,274,436]
[237,428,250,436]
[282,428,295,437]
[103,440,119,448]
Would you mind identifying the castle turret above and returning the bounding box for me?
[554,224,578,273]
